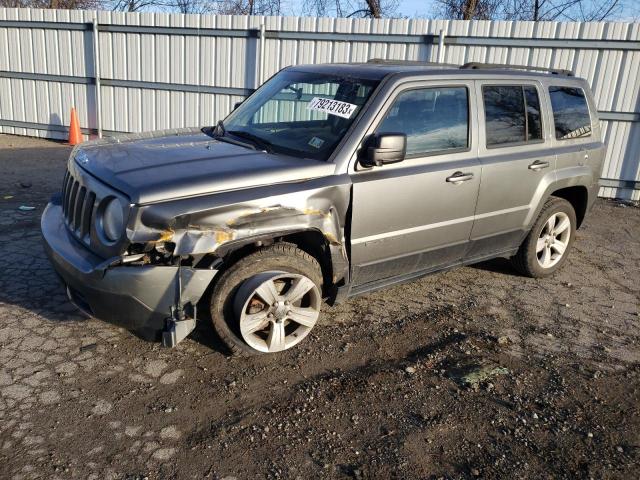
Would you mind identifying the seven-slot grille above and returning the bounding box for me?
[61,169,96,242]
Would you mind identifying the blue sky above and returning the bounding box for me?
[396,0,640,21]
[393,0,639,20]
[284,0,639,21]
[396,0,435,17]
[282,0,437,18]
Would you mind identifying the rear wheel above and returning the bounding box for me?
[512,197,576,278]
[210,243,323,356]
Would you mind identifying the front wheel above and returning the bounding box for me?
[511,197,577,278]
[210,243,323,356]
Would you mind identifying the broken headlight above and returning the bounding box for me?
[98,197,124,243]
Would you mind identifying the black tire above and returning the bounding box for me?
[511,197,577,278]
[210,243,323,357]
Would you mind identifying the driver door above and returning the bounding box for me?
[349,81,481,289]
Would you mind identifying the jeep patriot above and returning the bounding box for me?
[41,61,605,355]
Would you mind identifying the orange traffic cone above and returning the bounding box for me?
[68,107,82,145]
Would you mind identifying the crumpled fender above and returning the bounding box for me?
[126,177,352,284]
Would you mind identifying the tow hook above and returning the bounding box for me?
[162,304,196,348]
[162,258,196,348]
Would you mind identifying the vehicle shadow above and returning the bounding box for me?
[190,310,232,354]
[469,257,519,276]
[0,226,91,325]
[0,143,88,323]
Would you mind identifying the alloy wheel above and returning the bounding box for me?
[536,211,571,269]
[233,271,321,353]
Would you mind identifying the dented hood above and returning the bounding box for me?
[74,129,335,204]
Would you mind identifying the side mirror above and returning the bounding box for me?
[233,101,243,111]
[364,133,406,167]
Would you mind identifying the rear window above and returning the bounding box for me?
[549,86,592,140]
[483,85,544,147]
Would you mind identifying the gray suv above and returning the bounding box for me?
[41,61,605,355]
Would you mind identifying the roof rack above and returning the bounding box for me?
[367,58,459,68]
[460,62,573,76]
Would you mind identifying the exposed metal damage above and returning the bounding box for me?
[118,182,352,346]
[130,203,344,253]
[126,180,350,271]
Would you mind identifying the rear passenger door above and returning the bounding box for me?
[468,81,556,260]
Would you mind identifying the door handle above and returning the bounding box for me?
[446,171,474,184]
[528,160,550,171]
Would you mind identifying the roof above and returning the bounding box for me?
[289,61,577,82]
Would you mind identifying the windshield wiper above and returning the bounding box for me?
[228,130,273,153]
[202,121,258,151]
[202,120,226,139]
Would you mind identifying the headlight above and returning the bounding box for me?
[100,198,124,242]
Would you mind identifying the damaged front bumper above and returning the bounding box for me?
[41,196,217,343]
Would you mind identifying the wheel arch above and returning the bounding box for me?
[549,185,589,228]
[200,228,348,300]
[526,166,594,232]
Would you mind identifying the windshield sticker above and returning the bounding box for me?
[308,137,325,149]
[307,97,357,119]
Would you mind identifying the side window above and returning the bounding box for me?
[484,86,525,145]
[377,86,469,156]
[483,85,544,147]
[549,86,592,140]
[524,86,542,141]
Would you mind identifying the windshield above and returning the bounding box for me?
[221,70,379,161]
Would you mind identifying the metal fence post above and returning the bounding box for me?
[438,29,446,63]
[92,17,103,138]
[258,23,266,88]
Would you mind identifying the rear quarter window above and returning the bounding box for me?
[549,86,592,140]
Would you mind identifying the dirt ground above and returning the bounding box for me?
[0,133,638,480]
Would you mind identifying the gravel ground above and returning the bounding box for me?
[0,133,639,480]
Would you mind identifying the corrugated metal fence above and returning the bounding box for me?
[0,8,638,200]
